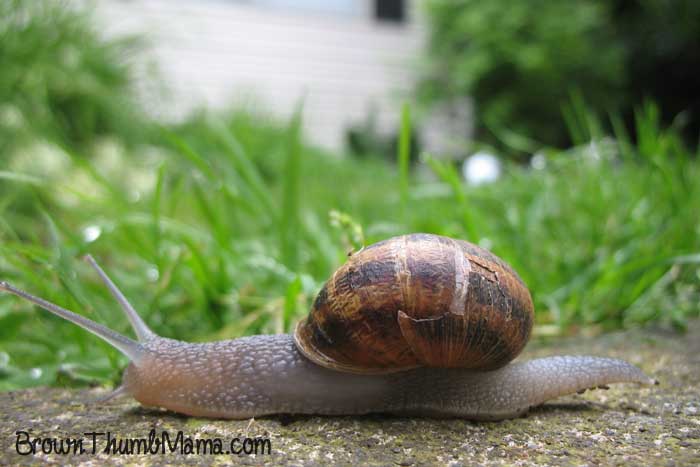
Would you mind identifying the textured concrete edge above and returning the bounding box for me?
[0,321,698,466]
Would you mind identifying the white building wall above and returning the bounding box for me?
[94,0,426,150]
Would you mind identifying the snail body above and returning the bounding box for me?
[0,234,655,420]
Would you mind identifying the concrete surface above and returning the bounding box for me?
[1,321,698,466]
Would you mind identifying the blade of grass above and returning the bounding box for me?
[398,103,411,223]
[152,162,166,268]
[280,105,303,270]
[423,153,479,241]
[210,119,277,222]
[282,275,302,332]
[0,171,43,185]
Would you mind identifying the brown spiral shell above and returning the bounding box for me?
[294,233,534,374]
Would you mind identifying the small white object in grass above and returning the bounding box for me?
[30,367,43,379]
[0,104,23,130]
[586,140,602,161]
[82,225,102,243]
[462,152,501,185]
[129,190,142,203]
[531,152,546,170]
[146,266,159,282]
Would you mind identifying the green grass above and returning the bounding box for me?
[0,104,698,391]
[0,0,148,154]
[0,1,698,391]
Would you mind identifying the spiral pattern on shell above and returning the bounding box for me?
[294,233,534,374]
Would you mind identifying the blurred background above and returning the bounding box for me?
[0,0,698,390]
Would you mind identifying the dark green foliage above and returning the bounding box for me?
[610,0,700,142]
[419,0,700,157]
[419,0,624,155]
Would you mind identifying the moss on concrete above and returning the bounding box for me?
[2,322,699,466]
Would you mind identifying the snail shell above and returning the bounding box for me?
[294,233,534,374]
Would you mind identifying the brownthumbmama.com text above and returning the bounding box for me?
[15,428,272,457]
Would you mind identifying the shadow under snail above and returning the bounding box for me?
[0,233,656,420]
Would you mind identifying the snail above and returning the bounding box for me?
[0,233,656,420]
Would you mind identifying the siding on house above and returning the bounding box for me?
[96,0,426,150]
